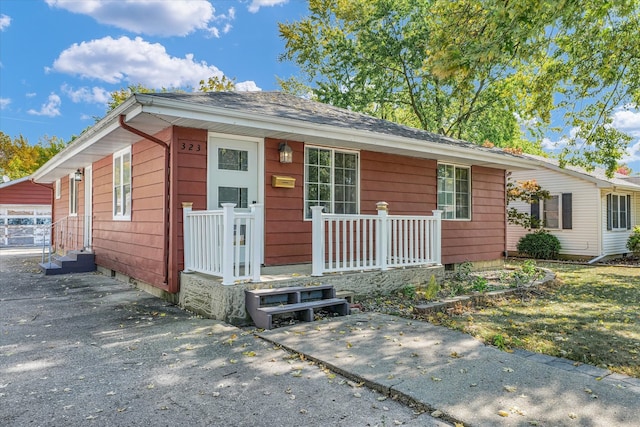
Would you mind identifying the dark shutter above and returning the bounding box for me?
[530,198,540,228]
[627,195,632,230]
[562,193,572,230]
[606,194,612,231]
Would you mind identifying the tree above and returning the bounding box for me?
[279,0,640,175]
[0,132,66,179]
[506,178,550,230]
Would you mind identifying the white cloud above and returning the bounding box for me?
[28,93,62,117]
[52,36,224,88]
[61,84,111,104]
[0,14,11,31]
[248,0,289,13]
[621,140,640,165]
[0,98,10,109]
[45,0,225,37]
[612,108,640,137]
[235,81,261,92]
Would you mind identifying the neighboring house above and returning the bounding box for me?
[507,154,640,260]
[0,176,52,247]
[31,91,537,300]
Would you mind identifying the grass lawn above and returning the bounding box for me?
[422,262,640,378]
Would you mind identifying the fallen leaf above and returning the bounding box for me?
[431,376,442,382]
[503,367,514,373]
[504,385,517,393]
[498,410,509,417]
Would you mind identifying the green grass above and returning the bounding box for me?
[423,262,640,378]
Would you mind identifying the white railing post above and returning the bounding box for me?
[376,202,389,271]
[311,206,325,276]
[221,203,236,285]
[182,202,193,273]
[432,210,442,265]
[250,203,263,282]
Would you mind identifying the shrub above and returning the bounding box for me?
[517,230,561,259]
[423,275,440,300]
[627,226,640,256]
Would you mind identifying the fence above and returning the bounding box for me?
[311,204,441,276]
[182,203,263,285]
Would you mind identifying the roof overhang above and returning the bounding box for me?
[32,94,539,183]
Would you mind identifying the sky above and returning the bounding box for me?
[1,0,639,174]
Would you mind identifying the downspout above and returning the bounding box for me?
[119,115,171,288]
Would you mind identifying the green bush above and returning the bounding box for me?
[627,226,640,256]
[517,230,561,259]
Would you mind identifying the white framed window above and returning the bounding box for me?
[304,146,359,219]
[531,193,572,230]
[113,147,131,220]
[437,164,471,220]
[69,175,78,216]
[543,195,560,229]
[607,193,631,231]
[55,179,61,199]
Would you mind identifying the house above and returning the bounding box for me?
[0,176,52,247]
[507,154,640,261]
[31,91,537,322]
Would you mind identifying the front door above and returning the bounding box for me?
[83,165,92,250]
[208,135,261,262]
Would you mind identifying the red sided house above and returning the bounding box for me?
[0,176,52,247]
[32,92,536,323]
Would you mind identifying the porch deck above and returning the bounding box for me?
[179,263,444,326]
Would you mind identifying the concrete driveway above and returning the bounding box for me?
[0,249,447,426]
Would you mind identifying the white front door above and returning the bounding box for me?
[83,165,92,249]
[208,136,259,210]
[208,135,262,263]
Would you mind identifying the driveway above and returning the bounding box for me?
[0,248,447,426]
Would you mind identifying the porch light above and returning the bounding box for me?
[74,169,83,182]
[278,141,293,164]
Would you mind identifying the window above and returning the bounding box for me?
[531,193,572,229]
[55,179,61,199]
[304,147,358,218]
[437,164,470,220]
[607,194,631,230]
[113,147,131,220]
[69,176,78,216]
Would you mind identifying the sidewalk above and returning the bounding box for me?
[258,312,640,427]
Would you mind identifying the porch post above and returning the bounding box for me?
[431,210,442,265]
[377,202,389,271]
[182,202,193,273]
[250,203,263,283]
[221,203,236,285]
[311,206,325,276]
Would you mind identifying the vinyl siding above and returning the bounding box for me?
[507,168,601,257]
[601,190,640,255]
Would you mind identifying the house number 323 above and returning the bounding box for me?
[180,143,202,152]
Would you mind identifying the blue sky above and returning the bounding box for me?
[1,0,639,173]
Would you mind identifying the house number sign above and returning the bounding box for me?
[179,142,203,152]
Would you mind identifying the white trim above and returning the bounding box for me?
[437,162,471,221]
[68,174,78,217]
[112,146,132,221]
[303,145,361,220]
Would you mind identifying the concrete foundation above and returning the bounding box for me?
[179,264,444,325]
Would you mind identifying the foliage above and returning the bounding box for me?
[627,226,640,256]
[0,132,66,179]
[106,83,164,112]
[423,274,440,300]
[279,0,640,175]
[471,276,489,292]
[399,284,416,299]
[198,75,236,92]
[517,230,561,259]
[506,177,550,229]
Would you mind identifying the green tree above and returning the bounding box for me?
[0,132,66,179]
[279,0,640,175]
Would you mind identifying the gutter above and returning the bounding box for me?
[118,115,171,290]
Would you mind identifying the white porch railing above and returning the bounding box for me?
[182,203,263,285]
[41,215,88,265]
[311,203,442,276]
